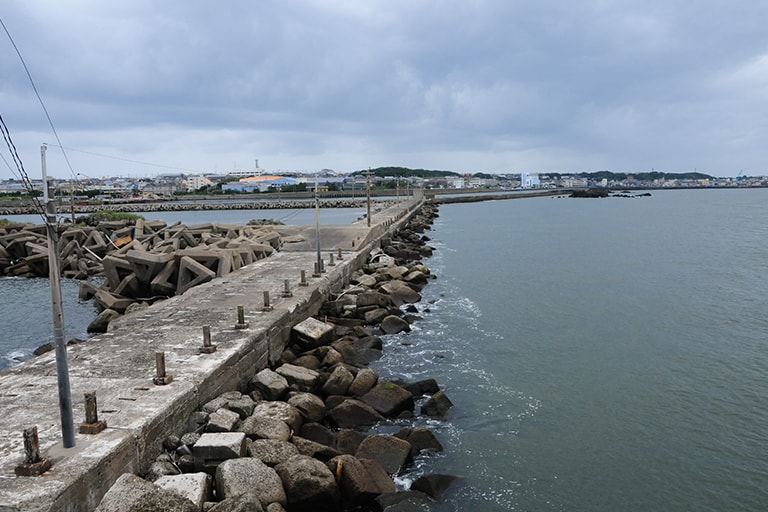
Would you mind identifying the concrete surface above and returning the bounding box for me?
[0,197,421,512]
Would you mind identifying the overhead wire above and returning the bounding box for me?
[0,113,46,221]
[0,15,77,182]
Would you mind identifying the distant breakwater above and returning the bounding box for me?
[0,199,385,217]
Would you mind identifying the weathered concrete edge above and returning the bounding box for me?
[0,199,422,512]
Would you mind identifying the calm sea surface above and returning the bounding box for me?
[2,190,767,510]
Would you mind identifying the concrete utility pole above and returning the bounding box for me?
[314,174,322,274]
[42,144,75,448]
[366,169,372,227]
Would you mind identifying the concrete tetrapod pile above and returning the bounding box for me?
[0,218,283,333]
[93,203,460,512]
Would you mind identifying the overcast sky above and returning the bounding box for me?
[2,1,768,179]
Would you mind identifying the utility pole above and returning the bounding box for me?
[366,169,371,227]
[314,174,322,274]
[42,144,75,448]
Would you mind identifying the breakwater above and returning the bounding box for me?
[0,198,454,511]
[0,199,383,217]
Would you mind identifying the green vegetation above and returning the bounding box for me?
[87,210,145,222]
[351,166,460,178]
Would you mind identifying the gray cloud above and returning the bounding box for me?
[2,0,768,178]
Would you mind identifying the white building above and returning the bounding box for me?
[520,173,540,188]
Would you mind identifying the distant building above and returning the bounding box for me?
[184,175,212,191]
[222,175,298,193]
[520,173,540,188]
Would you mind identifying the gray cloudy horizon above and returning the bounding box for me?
[2,0,768,179]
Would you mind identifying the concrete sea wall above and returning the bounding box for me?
[0,199,422,512]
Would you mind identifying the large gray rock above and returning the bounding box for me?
[87,308,120,334]
[291,436,341,461]
[355,435,412,475]
[215,458,287,508]
[322,366,354,396]
[252,401,303,432]
[94,473,197,512]
[331,336,383,367]
[193,432,247,471]
[227,395,256,419]
[355,291,390,308]
[379,315,411,335]
[206,407,241,433]
[250,369,289,401]
[327,399,384,429]
[238,415,291,441]
[208,494,265,512]
[410,473,460,498]
[328,454,396,508]
[275,455,339,511]
[292,317,335,350]
[248,439,300,466]
[275,364,320,393]
[421,390,453,419]
[287,392,327,423]
[155,472,212,511]
[379,280,421,306]
[360,381,414,417]
[347,368,379,397]
[393,427,443,456]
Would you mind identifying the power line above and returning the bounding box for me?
[0,113,46,221]
[46,144,204,174]
[0,15,77,180]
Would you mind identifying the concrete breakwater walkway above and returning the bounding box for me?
[0,198,422,511]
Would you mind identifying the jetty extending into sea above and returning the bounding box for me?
[0,195,423,511]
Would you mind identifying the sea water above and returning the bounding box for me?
[3,190,768,510]
[371,188,768,511]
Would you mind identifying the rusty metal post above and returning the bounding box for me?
[328,253,335,266]
[337,247,343,260]
[14,427,52,476]
[300,270,309,287]
[262,291,273,312]
[200,325,217,353]
[234,305,249,329]
[281,279,293,297]
[153,351,173,385]
[79,391,107,434]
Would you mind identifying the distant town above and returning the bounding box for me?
[1,162,765,201]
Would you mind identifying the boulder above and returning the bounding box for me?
[94,473,197,512]
[327,399,384,429]
[87,308,120,334]
[215,458,287,508]
[238,415,291,442]
[393,427,443,456]
[328,455,396,508]
[421,390,453,419]
[287,393,327,423]
[155,472,212,511]
[331,336,383,367]
[410,473,460,498]
[360,381,414,417]
[321,366,354,396]
[208,494,265,512]
[252,401,303,432]
[292,317,335,350]
[291,436,341,461]
[248,439,300,466]
[250,369,289,401]
[355,435,412,475]
[206,408,241,433]
[193,433,247,471]
[334,429,367,455]
[378,280,421,306]
[347,368,379,397]
[275,364,320,393]
[299,422,336,447]
[275,455,339,512]
[379,315,411,335]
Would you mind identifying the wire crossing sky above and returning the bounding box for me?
[2,1,767,178]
